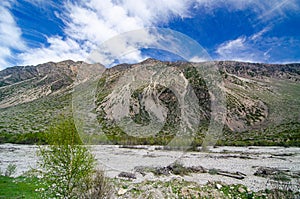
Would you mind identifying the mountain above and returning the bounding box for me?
[0,59,299,146]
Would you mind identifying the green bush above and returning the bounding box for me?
[5,164,17,177]
[0,132,47,144]
[38,116,111,198]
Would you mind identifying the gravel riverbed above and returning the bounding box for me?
[1,144,299,192]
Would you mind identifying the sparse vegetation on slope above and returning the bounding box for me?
[0,60,299,146]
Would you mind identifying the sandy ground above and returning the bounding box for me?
[1,144,299,191]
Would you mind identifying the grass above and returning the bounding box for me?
[0,176,43,199]
[1,174,299,198]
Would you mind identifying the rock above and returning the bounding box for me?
[216,183,222,189]
[134,166,147,175]
[216,171,245,179]
[238,187,246,193]
[254,167,277,176]
[181,187,190,196]
[146,189,164,198]
[117,188,127,195]
[118,172,136,179]
[132,172,144,183]
[154,166,171,175]
[190,166,207,173]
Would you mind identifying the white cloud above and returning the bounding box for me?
[214,26,300,63]
[256,0,299,22]
[189,56,208,62]
[195,0,299,23]
[55,0,154,65]
[18,36,88,66]
[217,37,246,54]
[216,31,267,62]
[250,26,272,41]
[0,0,26,70]
[1,0,299,68]
[22,0,60,11]
[9,0,192,67]
[0,46,11,69]
[60,0,192,65]
[120,0,191,25]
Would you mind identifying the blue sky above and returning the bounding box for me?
[0,0,300,70]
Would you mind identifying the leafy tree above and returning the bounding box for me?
[38,116,110,198]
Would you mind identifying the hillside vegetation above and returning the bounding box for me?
[0,59,299,146]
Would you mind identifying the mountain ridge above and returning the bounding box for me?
[0,59,299,146]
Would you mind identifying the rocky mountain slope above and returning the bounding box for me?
[0,59,299,146]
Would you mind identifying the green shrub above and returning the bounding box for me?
[5,164,17,177]
[0,132,47,144]
[38,116,111,198]
[208,168,218,175]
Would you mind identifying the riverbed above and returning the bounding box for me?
[1,144,299,191]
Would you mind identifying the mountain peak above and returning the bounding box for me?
[140,58,161,64]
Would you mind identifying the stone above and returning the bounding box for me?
[238,187,246,193]
[118,172,136,179]
[117,188,128,195]
[216,183,222,189]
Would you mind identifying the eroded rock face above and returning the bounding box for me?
[97,60,299,134]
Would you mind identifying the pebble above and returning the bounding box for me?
[117,188,128,195]
[216,183,222,189]
[238,187,246,193]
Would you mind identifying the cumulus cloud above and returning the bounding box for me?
[0,0,299,68]
[120,0,191,25]
[12,0,193,67]
[18,36,88,66]
[0,0,26,69]
[60,0,194,65]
